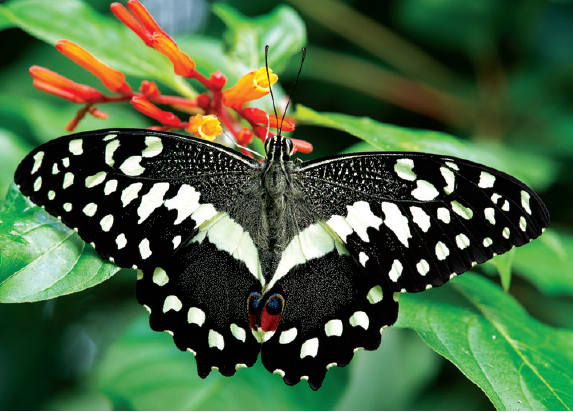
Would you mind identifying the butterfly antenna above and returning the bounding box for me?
[222,129,265,159]
[280,47,306,134]
[265,45,280,135]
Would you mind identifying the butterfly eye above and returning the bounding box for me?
[264,138,273,155]
[284,138,295,156]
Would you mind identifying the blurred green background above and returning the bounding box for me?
[0,0,572,410]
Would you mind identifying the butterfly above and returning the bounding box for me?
[14,128,549,389]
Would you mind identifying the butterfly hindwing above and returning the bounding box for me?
[260,250,398,389]
[138,235,261,377]
[293,152,549,293]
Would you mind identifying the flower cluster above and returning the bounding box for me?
[30,0,312,155]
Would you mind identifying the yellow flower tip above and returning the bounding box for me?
[223,67,278,108]
[187,114,222,142]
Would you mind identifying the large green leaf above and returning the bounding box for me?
[512,228,573,297]
[294,104,476,159]
[0,183,120,303]
[395,274,573,410]
[0,0,194,97]
[97,314,347,410]
[213,4,306,76]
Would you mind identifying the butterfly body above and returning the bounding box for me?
[14,128,549,389]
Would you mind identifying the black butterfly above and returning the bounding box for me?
[14,128,549,389]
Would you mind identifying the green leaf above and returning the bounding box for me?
[0,128,32,199]
[395,274,573,410]
[512,228,573,297]
[488,248,515,292]
[98,314,346,410]
[294,104,475,159]
[0,183,120,303]
[0,0,194,97]
[213,4,306,76]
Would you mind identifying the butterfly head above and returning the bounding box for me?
[247,291,285,343]
[264,135,295,163]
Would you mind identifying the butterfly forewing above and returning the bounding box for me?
[294,153,549,293]
[14,129,260,269]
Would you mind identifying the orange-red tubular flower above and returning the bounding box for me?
[140,80,161,98]
[223,68,278,108]
[127,0,174,43]
[187,114,223,142]
[29,65,106,103]
[242,107,295,132]
[56,40,132,95]
[290,138,313,154]
[110,2,154,46]
[236,128,254,145]
[151,34,196,77]
[131,96,182,127]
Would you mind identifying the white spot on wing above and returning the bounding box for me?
[208,330,225,350]
[139,238,152,259]
[63,203,72,212]
[367,285,383,304]
[521,191,531,214]
[279,328,297,344]
[163,295,182,312]
[410,206,431,232]
[62,158,70,168]
[491,193,501,204]
[103,133,117,141]
[231,324,246,342]
[483,237,493,247]
[63,172,74,189]
[104,179,118,195]
[451,201,473,220]
[85,171,107,188]
[519,216,527,232]
[105,139,120,167]
[191,204,218,226]
[121,183,143,207]
[165,184,201,224]
[445,161,459,171]
[324,319,343,337]
[31,151,44,174]
[417,259,430,276]
[349,311,369,330]
[116,233,127,249]
[188,307,205,326]
[300,338,319,358]
[33,177,42,192]
[345,201,383,242]
[440,167,455,195]
[395,158,416,181]
[478,171,495,188]
[48,190,56,200]
[52,163,60,175]
[456,233,470,249]
[100,214,114,232]
[326,215,353,242]
[382,202,411,247]
[437,207,451,224]
[83,203,97,217]
[359,251,369,266]
[142,136,163,158]
[120,155,145,176]
[503,227,511,239]
[69,139,83,155]
[435,241,449,260]
[411,180,439,201]
[173,235,182,249]
[502,200,510,212]
[137,183,170,223]
[152,267,169,286]
[484,208,496,225]
[388,259,403,282]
